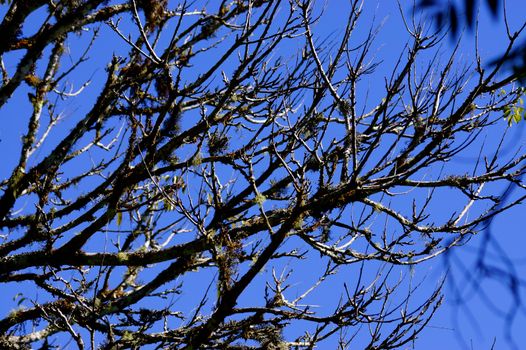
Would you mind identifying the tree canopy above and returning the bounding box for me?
[0,1,525,349]
[417,0,526,80]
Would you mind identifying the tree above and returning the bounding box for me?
[0,1,525,348]
[416,0,526,80]
[415,1,526,346]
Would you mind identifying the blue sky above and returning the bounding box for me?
[292,2,526,347]
[1,1,526,348]
[370,2,526,349]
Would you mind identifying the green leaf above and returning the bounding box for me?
[514,110,522,123]
[164,198,175,211]
[116,211,123,226]
[13,293,26,306]
[504,104,525,126]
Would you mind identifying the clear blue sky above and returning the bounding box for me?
[358,1,526,349]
